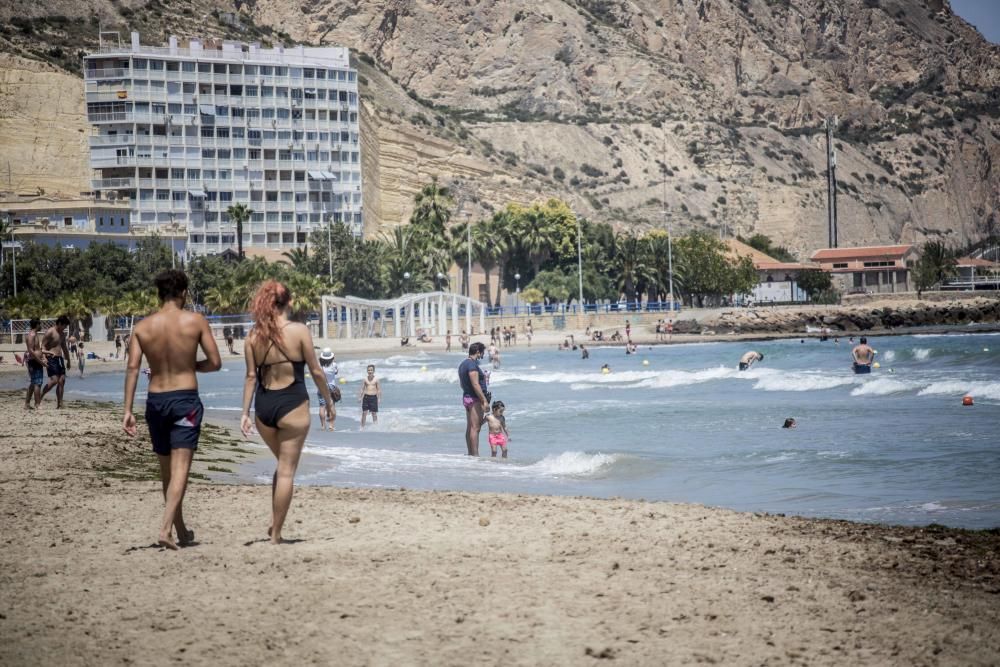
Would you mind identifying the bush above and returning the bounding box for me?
[552,166,566,181]
[580,163,604,178]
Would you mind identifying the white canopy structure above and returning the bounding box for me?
[320,291,488,339]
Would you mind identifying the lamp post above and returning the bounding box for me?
[3,240,22,297]
[403,271,410,295]
[514,272,520,312]
[576,217,584,310]
[167,213,176,269]
[324,205,333,283]
[436,271,445,292]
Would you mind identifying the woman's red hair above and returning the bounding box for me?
[249,280,291,344]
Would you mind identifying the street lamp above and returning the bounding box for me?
[324,205,333,282]
[436,271,445,291]
[3,240,22,297]
[514,272,520,311]
[403,271,410,295]
[168,213,176,269]
[576,217,584,310]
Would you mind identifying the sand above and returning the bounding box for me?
[1,390,998,666]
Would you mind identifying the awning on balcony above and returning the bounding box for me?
[307,171,326,180]
[198,104,215,115]
[322,171,338,180]
[188,189,208,197]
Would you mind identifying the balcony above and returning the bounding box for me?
[89,135,136,147]
[92,177,135,189]
[85,67,129,80]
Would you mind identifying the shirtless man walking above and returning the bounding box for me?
[39,315,71,408]
[122,269,222,550]
[359,364,382,428]
[852,337,875,374]
[23,318,46,409]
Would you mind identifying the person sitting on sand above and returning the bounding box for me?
[400,336,410,347]
[240,280,334,545]
[852,337,875,374]
[739,351,764,371]
[123,269,222,550]
[485,400,510,459]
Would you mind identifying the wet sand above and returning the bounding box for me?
[1,390,998,665]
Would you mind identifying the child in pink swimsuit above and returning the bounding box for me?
[485,401,510,459]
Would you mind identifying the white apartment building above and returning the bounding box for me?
[84,32,363,256]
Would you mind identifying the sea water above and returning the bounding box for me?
[21,332,1000,529]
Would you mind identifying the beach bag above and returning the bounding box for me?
[331,385,342,403]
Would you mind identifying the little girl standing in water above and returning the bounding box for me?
[485,401,510,459]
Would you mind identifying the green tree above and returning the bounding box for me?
[526,268,573,303]
[675,231,744,307]
[913,240,957,295]
[742,233,797,263]
[796,270,833,299]
[226,203,253,260]
[471,218,500,303]
[282,246,313,273]
[410,177,454,236]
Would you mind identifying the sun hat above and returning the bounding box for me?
[319,347,335,361]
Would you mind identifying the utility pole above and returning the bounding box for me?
[825,116,839,248]
[576,216,584,308]
[663,130,675,309]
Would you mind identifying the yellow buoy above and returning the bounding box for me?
[530,365,537,370]
[642,359,650,366]
[339,377,347,384]
[420,365,427,372]
[601,368,610,374]
[873,362,880,369]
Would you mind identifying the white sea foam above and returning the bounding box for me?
[753,372,856,392]
[850,378,912,396]
[522,451,620,477]
[882,350,896,362]
[918,381,1000,401]
[913,348,931,360]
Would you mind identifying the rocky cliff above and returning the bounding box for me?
[1,0,998,255]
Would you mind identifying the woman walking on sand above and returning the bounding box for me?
[240,280,334,544]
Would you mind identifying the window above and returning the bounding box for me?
[198,62,211,73]
[166,61,179,72]
[862,260,894,268]
[98,217,104,227]
[832,262,848,269]
[182,61,195,72]
[64,216,73,227]
[133,58,147,70]
[149,60,164,71]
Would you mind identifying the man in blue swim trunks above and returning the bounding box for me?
[23,318,46,409]
[39,315,71,408]
[123,269,221,550]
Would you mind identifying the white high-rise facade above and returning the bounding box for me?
[84,32,363,256]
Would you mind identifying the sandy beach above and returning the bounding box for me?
[1,389,998,666]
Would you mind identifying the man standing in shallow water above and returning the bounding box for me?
[458,342,490,456]
[122,269,221,550]
[39,315,71,408]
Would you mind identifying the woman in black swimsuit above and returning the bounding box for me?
[241,280,335,544]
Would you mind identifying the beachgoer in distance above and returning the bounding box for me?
[77,340,86,378]
[459,330,469,351]
[581,344,589,360]
[446,330,452,352]
[240,280,334,545]
[739,351,764,371]
[485,400,510,459]
[39,315,71,408]
[625,320,632,341]
[318,348,339,431]
[123,270,222,550]
[225,327,236,355]
[782,418,797,429]
[23,318,45,410]
[359,364,381,428]
[115,334,123,359]
[852,337,875,374]
[459,342,489,456]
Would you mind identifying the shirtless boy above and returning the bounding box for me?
[23,318,46,409]
[359,364,381,427]
[852,337,875,374]
[122,270,222,550]
[39,315,71,408]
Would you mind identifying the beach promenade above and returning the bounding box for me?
[1,390,998,665]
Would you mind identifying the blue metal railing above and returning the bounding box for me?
[482,301,682,317]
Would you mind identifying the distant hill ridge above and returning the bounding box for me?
[0,0,998,258]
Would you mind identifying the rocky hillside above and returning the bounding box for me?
[1,0,998,255]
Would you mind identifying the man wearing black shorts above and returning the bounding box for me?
[39,315,70,408]
[123,270,221,550]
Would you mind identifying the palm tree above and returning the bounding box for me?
[471,219,499,303]
[914,240,958,295]
[644,231,685,303]
[226,203,253,260]
[614,232,652,303]
[410,177,454,236]
[285,272,325,318]
[448,221,472,297]
[282,246,311,273]
[382,226,429,295]
[519,207,557,276]
[490,211,515,307]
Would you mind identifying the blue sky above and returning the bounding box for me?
[950,0,1000,43]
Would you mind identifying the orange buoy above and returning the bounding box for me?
[962,395,974,406]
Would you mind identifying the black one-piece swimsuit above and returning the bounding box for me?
[254,339,309,428]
